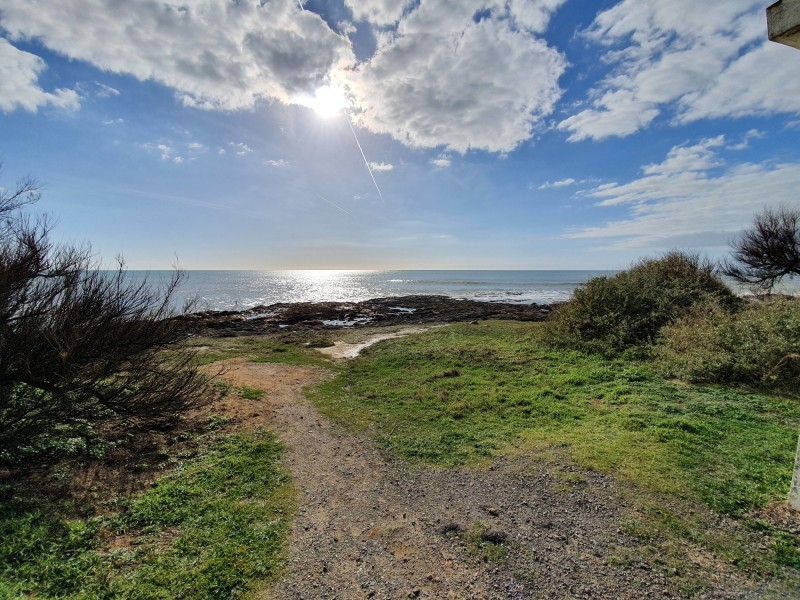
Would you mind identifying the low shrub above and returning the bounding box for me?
[546,252,738,354]
[658,297,800,389]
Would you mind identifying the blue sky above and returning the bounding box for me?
[1,0,799,270]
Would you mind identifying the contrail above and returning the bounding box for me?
[316,193,356,217]
[345,111,385,202]
[296,0,384,202]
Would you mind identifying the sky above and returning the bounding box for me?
[1,0,800,270]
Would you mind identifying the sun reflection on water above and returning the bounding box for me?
[268,270,374,304]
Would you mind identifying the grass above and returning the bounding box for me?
[185,332,334,368]
[239,386,265,401]
[310,320,800,581]
[0,431,293,599]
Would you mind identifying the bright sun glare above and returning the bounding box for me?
[307,83,349,118]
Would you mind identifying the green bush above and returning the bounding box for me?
[658,297,800,389]
[546,252,738,354]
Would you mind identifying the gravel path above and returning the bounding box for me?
[213,358,757,600]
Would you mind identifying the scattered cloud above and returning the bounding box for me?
[143,142,186,164]
[559,0,800,141]
[94,82,120,98]
[101,117,124,125]
[430,154,452,168]
[566,135,800,250]
[0,37,79,112]
[265,159,289,168]
[229,142,253,156]
[538,178,576,189]
[187,142,207,151]
[728,128,766,151]
[368,161,393,172]
[1,0,354,111]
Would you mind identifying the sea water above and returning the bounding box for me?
[124,270,614,311]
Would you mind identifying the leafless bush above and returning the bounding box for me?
[722,206,800,292]
[0,173,208,468]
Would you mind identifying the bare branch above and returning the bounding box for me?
[722,206,800,292]
[0,171,209,468]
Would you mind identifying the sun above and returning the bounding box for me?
[305,83,349,119]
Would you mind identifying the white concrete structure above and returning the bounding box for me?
[791,437,800,511]
[768,0,800,49]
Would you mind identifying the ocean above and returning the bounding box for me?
[128,270,615,312]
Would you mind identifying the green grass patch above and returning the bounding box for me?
[185,333,334,368]
[0,431,292,598]
[239,386,265,401]
[310,320,800,579]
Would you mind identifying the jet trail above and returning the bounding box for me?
[345,112,384,202]
[316,193,356,217]
[296,0,384,202]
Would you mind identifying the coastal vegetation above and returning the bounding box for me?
[0,176,208,469]
[544,251,739,354]
[2,188,799,595]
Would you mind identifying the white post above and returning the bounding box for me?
[790,434,800,511]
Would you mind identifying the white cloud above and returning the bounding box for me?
[566,136,800,250]
[368,161,393,172]
[345,0,412,26]
[102,117,124,125]
[2,0,569,154]
[0,37,79,112]
[94,82,120,98]
[156,144,173,160]
[1,0,354,111]
[187,142,206,151]
[505,0,569,34]
[229,142,253,156]
[430,154,452,168]
[559,0,800,141]
[538,177,576,189]
[351,2,566,152]
[728,129,765,151]
[143,141,187,164]
[266,159,289,168]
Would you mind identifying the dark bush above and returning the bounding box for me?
[657,297,800,389]
[0,175,208,468]
[546,252,739,354]
[722,206,800,292]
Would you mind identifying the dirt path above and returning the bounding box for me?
[213,358,752,600]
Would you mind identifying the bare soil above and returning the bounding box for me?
[210,352,768,600]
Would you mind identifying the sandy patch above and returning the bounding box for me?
[316,326,433,359]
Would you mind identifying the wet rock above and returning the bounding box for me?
[181,295,554,337]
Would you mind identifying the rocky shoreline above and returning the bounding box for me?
[182,295,554,337]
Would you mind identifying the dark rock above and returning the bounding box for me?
[181,295,555,337]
